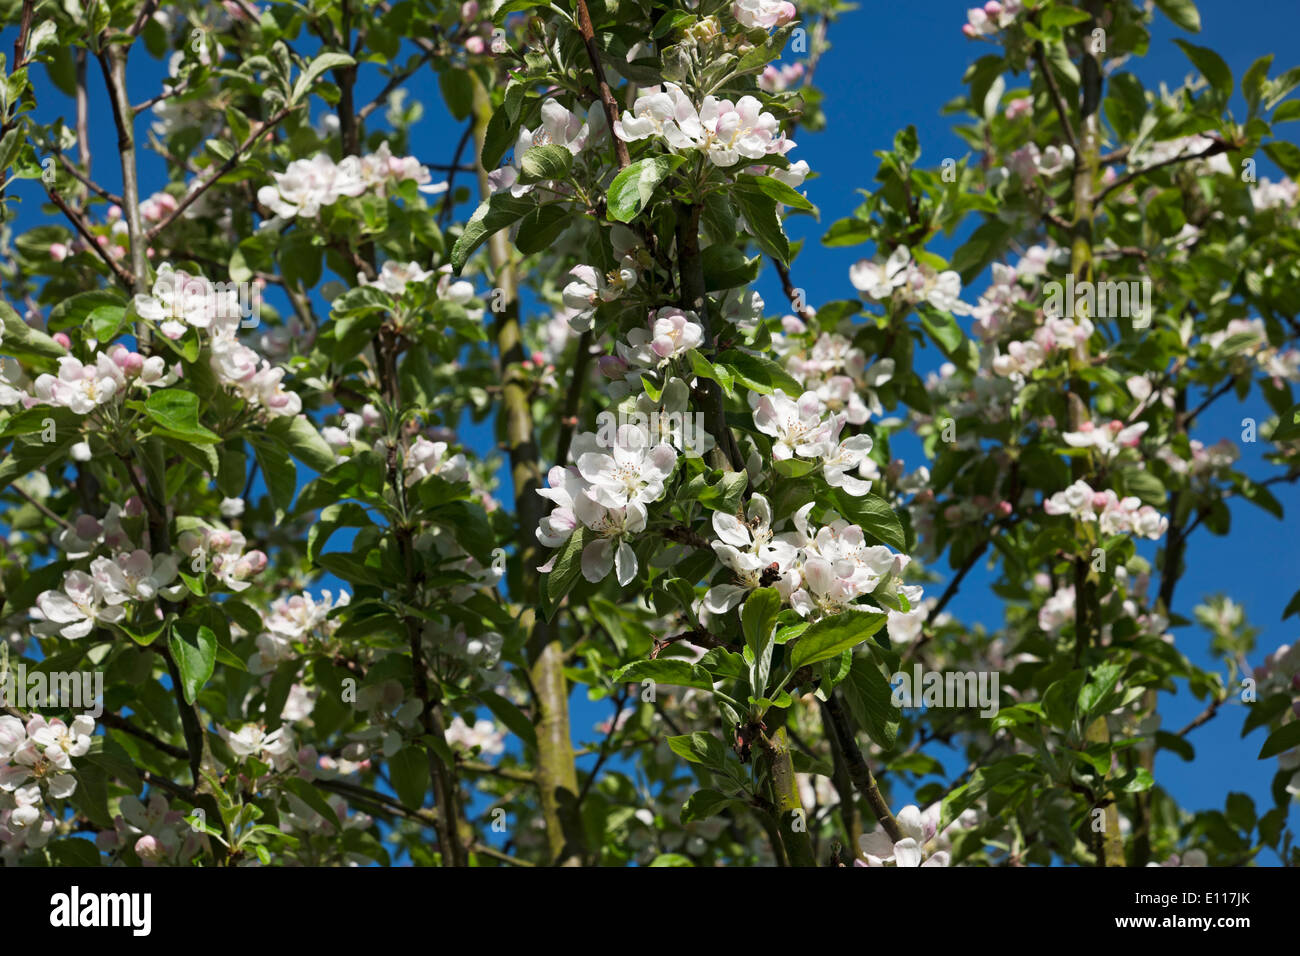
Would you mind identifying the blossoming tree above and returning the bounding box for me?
[0,0,1298,867]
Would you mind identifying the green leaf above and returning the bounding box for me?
[168,621,216,705]
[513,203,572,254]
[281,777,340,831]
[0,300,67,358]
[830,490,907,551]
[293,51,357,103]
[733,186,789,263]
[1153,0,1200,32]
[518,144,573,184]
[478,689,538,752]
[1271,402,1300,441]
[450,192,535,273]
[918,305,965,355]
[1258,721,1300,760]
[266,414,336,472]
[86,305,126,342]
[714,349,802,395]
[1264,140,1300,178]
[648,853,694,866]
[680,788,742,824]
[789,609,887,670]
[143,389,220,444]
[607,155,685,222]
[940,755,1035,829]
[389,745,430,810]
[1174,40,1232,98]
[1155,730,1194,761]
[666,732,729,771]
[252,438,298,514]
[1243,54,1274,115]
[735,174,815,212]
[47,838,103,867]
[1283,588,1300,621]
[613,658,715,690]
[542,526,589,621]
[439,69,475,121]
[741,588,781,659]
[841,653,901,750]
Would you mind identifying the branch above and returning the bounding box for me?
[574,0,630,168]
[146,107,295,243]
[1096,139,1230,204]
[820,693,902,843]
[45,187,135,289]
[1032,41,1078,156]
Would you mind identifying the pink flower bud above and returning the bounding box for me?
[997,501,1013,517]
[984,1,1003,14]
[598,355,629,379]
[52,332,71,348]
[49,242,68,262]
[465,35,485,54]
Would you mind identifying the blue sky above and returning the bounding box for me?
[4,0,1298,861]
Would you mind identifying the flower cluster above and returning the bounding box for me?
[258,142,445,220]
[615,83,793,168]
[177,526,269,593]
[850,246,970,315]
[96,793,205,866]
[750,390,875,495]
[249,589,352,673]
[0,715,95,853]
[537,424,679,585]
[1043,479,1169,540]
[702,496,920,635]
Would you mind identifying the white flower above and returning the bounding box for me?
[361,260,434,296]
[575,425,677,509]
[445,716,506,756]
[750,389,829,460]
[257,153,367,219]
[616,308,704,369]
[404,437,469,487]
[1062,419,1147,459]
[576,496,647,586]
[816,415,874,496]
[33,570,126,639]
[33,354,123,414]
[850,245,911,301]
[220,724,294,770]
[536,465,586,548]
[614,83,705,152]
[698,94,789,167]
[704,494,798,614]
[732,0,796,30]
[857,804,949,866]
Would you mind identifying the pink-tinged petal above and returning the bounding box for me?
[712,512,752,548]
[703,584,747,615]
[581,539,614,582]
[61,619,95,639]
[893,838,923,867]
[614,541,637,586]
